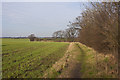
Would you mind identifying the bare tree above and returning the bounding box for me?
[73,2,118,58]
[52,30,65,38]
[65,21,80,42]
[28,34,36,41]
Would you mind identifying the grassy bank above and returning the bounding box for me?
[76,43,118,78]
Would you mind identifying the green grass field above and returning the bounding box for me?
[2,39,69,78]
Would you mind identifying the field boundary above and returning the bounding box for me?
[43,43,74,78]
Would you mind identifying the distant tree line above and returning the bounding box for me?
[53,2,119,58]
[28,34,54,41]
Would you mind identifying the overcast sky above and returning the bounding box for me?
[2,2,85,37]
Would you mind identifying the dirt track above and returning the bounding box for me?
[59,42,82,78]
[43,42,83,78]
